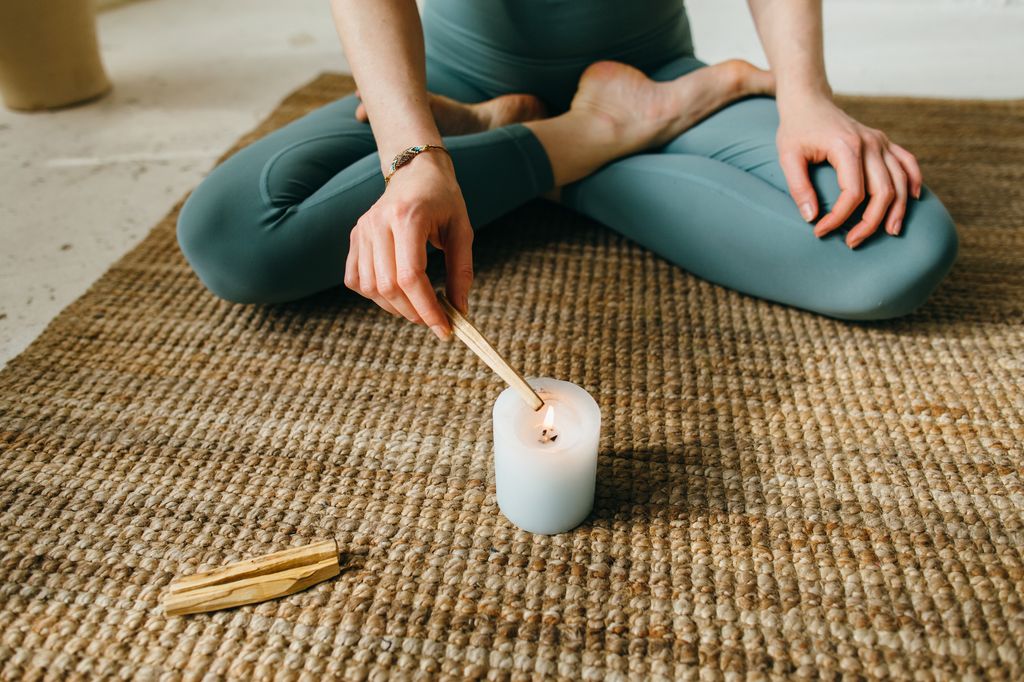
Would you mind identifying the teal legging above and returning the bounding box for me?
[177,0,958,320]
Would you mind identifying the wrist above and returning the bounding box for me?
[378,127,444,175]
[383,144,455,187]
[776,79,834,112]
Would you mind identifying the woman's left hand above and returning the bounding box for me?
[776,95,923,248]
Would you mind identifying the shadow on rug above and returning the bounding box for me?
[1,73,1022,680]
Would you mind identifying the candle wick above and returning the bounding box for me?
[538,426,559,444]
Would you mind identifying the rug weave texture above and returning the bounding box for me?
[2,74,1023,681]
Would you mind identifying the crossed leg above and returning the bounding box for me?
[175,58,762,305]
[176,62,555,304]
[177,57,957,320]
[561,56,959,320]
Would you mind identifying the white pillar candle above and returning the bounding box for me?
[492,377,601,535]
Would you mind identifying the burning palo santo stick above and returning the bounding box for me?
[438,292,545,412]
[164,539,340,616]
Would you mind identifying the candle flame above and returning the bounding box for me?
[542,405,555,429]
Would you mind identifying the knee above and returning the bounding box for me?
[176,175,279,305]
[828,189,959,321]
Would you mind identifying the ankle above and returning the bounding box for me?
[525,109,633,187]
[563,106,644,157]
[717,60,750,97]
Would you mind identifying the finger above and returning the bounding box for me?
[356,233,401,317]
[444,220,474,315]
[371,294,401,317]
[814,143,865,237]
[355,102,368,123]
[344,233,360,292]
[778,150,818,222]
[846,148,894,249]
[889,143,923,199]
[370,293,400,317]
[394,229,451,340]
[882,152,908,236]
[357,233,374,298]
[371,227,422,324]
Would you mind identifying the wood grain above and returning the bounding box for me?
[168,539,338,594]
[438,293,545,411]
[163,557,340,616]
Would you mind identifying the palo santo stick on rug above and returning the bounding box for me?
[164,539,340,616]
[438,293,545,411]
[168,539,338,593]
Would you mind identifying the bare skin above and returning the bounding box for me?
[527,59,775,188]
[332,0,923,337]
[356,91,548,135]
[356,59,774,162]
[356,59,775,186]
[346,59,776,336]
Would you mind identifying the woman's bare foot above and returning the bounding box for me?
[570,59,775,154]
[522,59,774,189]
[355,91,547,135]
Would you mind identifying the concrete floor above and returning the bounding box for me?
[1,0,1022,367]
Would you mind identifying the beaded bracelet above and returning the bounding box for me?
[383,144,452,187]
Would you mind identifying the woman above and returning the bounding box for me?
[177,0,958,340]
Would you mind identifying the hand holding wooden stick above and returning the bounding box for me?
[164,539,340,616]
[438,293,545,411]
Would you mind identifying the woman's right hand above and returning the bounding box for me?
[344,151,474,340]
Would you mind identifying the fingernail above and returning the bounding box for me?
[847,235,864,249]
[800,203,815,222]
[431,325,451,341]
[893,220,903,236]
[813,225,828,238]
[913,188,921,200]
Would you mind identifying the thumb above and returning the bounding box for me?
[444,217,474,314]
[779,150,818,222]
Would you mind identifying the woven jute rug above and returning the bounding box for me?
[2,74,1023,681]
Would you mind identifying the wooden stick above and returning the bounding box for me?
[163,558,339,616]
[164,539,340,616]
[438,293,545,411]
[168,539,338,594]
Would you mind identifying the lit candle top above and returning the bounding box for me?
[520,391,585,448]
[505,387,587,454]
